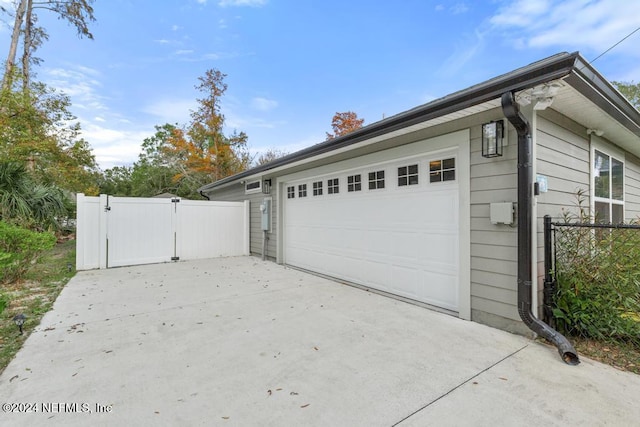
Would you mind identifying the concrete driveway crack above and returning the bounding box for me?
[391,344,530,426]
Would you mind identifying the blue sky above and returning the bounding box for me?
[2,0,640,169]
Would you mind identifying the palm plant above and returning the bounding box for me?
[0,161,69,230]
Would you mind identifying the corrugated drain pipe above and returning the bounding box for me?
[501,91,580,365]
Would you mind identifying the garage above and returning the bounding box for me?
[281,132,468,312]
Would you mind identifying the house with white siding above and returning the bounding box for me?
[198,52,640,360]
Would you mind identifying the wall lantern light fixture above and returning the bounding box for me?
[482,120,504,158]
[263,179,272,194]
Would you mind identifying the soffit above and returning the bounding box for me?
[549,82,640,157]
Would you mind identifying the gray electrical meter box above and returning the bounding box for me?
[260,198,271,231]
[490,202,514,225]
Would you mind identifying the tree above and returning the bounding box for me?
[0,79,100,195]
[255,148,288,166]
[99,166,133,196]
[612,81,640,109]
[100,69,251,200]
[2,0,95,91]
[150,68,250,197]
[185,68,251,181]
[326,111,365,140]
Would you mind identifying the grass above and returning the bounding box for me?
[571,337,640,374]
[0,238,76,375]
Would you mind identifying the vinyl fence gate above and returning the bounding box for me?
[76,194,250,270]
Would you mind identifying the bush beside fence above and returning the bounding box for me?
[552,223,640,347]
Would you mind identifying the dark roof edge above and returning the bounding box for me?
[200,51,580,192]
[568,56,640,137]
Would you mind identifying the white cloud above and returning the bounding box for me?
[218,0,267,7]
[440,0,640,78]
[171,24,181,31]
[451,3,469,14]
[490,0,640,57]
[201,53,221,60]
[143,98,196,125]
[175,49,194,55]
[438,29,486,75]
[435,4,445,12]
[225,114,285,130]
[250,97,278,111]
[79,123,151,169]
[45,66,107,111]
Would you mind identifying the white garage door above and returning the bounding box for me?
[283,148,460,312]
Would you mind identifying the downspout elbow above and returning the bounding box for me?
[501,91,579,366]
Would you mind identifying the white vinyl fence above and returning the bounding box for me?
[76,194,250,270]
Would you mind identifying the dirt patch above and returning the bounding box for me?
[572,338,640,375]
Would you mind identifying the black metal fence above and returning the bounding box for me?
[544,215,640,346]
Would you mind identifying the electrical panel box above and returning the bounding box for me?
[490,202,514,225]
[260,198,271,231]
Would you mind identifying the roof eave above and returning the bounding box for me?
[199,52,581,193]
[566,56,640,139]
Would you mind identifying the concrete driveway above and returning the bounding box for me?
[1,257,639,426]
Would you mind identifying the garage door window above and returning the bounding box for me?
[287,186,295,199]
[313,181,323,196]
[348,174,362,192]
[430,158,455,183]
[368,171,385,190]
[298,184,307,197]
[398,164,419,186]
[328,178,339,194]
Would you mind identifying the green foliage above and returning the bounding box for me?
[612,80,640,109]
[99,124,193,198]
[0,292,8,315]
[0,79,100,195]
[553,192,640,346]
[0,161,70,230]
[0,221,56,284]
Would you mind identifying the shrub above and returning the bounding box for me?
[0,221,56,284]
[553,191,640,346]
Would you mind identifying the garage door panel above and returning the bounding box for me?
[284,149,460,311]
[421,232,458,266]
[391,231,423,261]
[390,265,420,297]
[424,272,458,311]
[360,259,391,289]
